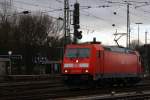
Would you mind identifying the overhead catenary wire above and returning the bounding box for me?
[118,5,150,23]
[105,0,150,46]
[80,9,118,30]
[80,7,128,29]
[79,0,150,27]
[11,5,63,19]
[2,5,63,21]
[12,0,150,18]
[13,0,62,10]
[10,0,150,35]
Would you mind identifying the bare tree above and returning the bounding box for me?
[46,16,64,47]
[0,2,64,74]
[0,0,14,22]
[17,13,63,47]
[0,0,18,49]
[0,0,63,48]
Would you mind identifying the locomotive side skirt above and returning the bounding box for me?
[95,73,143,79]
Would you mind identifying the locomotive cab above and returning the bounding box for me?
[62,42,103,81]
[63,47,90,73]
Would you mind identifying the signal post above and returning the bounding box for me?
[73,2,82,43]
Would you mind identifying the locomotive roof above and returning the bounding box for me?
[67,43,135,54]
[104,46,134,53]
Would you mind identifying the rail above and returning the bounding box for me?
[1,80,150,100]
[61,91,150,100]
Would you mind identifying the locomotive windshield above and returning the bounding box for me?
[65,48,90,58]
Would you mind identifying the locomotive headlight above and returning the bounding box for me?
[64,63,73,68]
[79,63,89,68]
[85,69,89,73]
[64,69,68,73]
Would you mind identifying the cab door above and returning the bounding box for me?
[95,50,101,77]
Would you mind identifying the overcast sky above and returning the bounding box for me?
[8,0,150,46]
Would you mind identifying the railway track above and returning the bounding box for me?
[59,91,150,100]
[3,74,62,82]
[0,80,65,100]
[53,83,150,99]
[1,76,150,100]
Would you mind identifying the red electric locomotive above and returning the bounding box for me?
[62,40,143,84]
